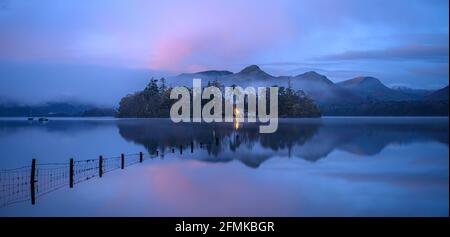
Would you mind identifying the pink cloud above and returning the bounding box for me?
[150,37,195,71]
[147,0,293,72]
[139,161,296,216]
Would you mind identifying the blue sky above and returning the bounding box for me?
[0,0,448,105]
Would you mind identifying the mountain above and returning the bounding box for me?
[165,65,448,108]
[337,76,420,101]
[218,64,276,87]
[291,71,362,104]
[168,66,361,104]
[234,65,274,79]
[167,70,234,87]
[293,71,334,85]
[391,86,433,97]
[179,70,233,78]
[425,86,449,101]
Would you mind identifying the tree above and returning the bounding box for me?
[208,79,223,89]
[118,77,322,118]
[145,78,159,96]
[159,77,168,93]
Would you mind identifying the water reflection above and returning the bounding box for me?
[234,119,240,130]
[116,118,448,167]
[1,117,447,168]
[0,117,448,216]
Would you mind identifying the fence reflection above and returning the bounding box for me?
[0,140,218,208]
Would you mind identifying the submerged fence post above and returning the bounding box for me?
[139,152,143,163]
[216,137,219,146]
[99,155,103,178]
[121,153,124,169]
[30,158,36,205]
[180,145,183,155]
[191,142,194,153]
[156,150,159,157]
[69,158,74,188]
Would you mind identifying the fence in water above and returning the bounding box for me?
[0,137,223,208]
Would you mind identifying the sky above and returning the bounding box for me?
[0,0,448,106]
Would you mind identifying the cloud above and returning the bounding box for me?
[0,0,448,102]
[320,44,449,61]
[147,0,292,72]
[409,64,449,77]
[0,0,293,72]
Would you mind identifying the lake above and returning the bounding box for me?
[0,117,448,216]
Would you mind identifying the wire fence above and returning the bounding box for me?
[0,152,157,208]
[0,166,32,207]
[0,137,225,208]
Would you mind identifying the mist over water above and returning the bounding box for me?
[0,117,447,216]
[0,0,448,219]
[0,62,158,107]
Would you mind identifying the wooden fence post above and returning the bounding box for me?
[121,153,124,169]
[139,152,143,163]
[30,159,36,205]
[191,142,194,153]
[216,137,219,146]
[69,158,74,188]
[99,155,103,178]
[180,145,183,155]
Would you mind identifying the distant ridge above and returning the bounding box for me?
[167,64,449,106]
[338,76,385,88]
[337,76,421,101]
[234,65,274,79]
[294,71,334,85]
[0,102,116,117]
[239,65,262,74]
[179,70,232,77]
[291,71,361,104]
[425,86,449,101]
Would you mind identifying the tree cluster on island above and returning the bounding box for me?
[117,78,321,118]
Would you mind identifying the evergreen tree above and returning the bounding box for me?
[145,78,159,96]
[159,77,167,93]
[118,78,321,118]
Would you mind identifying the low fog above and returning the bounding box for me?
[0,62,163,107]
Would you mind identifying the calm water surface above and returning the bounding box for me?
[0,117,448,216]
